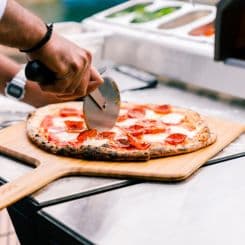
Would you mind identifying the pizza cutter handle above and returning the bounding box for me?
[25,60,107,109]
[25,60,107,85]
[25,60,55,85]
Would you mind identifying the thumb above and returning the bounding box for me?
[87,80,102,94]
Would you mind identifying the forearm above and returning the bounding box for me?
[0,0,46,50]
[0,54,62,107]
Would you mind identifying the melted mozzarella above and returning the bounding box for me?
[160,113,184,124]
[145,110,184,124]
[55,132,79,142]
[117,118,138,128]
[83,138,109,146]
[119,109,128,116]
[143,133,168,143]
[111,127,124,137]
[170,126,197,138]
[145,109,161,119]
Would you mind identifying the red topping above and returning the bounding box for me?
[117,114,128,122]
[127,124,145,136]
[99,131,116,140]
[65,121,84,131]
[145,127,166,134]
[126,133,150,150]
[165,133,186,145]
[189,22,215,37]
[128,107,145,119]
[47,133,59,143]
[126,121,166,136]
[41,116,53,129]
[60,108,82,117]
[77,129,98,143]
[152,104,171,114]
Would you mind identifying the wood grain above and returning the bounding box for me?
[0,117,244,210]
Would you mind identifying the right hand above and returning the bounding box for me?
[28,32,103,99]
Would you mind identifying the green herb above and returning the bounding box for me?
[107,3,150,18]
[131,7,180,23]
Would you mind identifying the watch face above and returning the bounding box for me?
[7,84,23,99]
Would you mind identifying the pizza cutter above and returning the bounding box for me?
[25,60,121,131]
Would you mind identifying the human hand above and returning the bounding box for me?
[28,33,103,99]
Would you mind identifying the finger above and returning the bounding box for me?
[87,80,103,94]
[90,66,104,84]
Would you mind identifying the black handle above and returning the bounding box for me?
[25,60,56,85]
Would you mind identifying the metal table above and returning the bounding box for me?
[38,156,245,245]
[0,67,244,244]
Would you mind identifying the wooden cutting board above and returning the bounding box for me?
[0,117,244,210]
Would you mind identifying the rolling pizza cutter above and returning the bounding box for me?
[25,60,121,131]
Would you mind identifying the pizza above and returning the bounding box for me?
[26,102,216,161]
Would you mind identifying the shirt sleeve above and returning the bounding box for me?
[0,0,7,20]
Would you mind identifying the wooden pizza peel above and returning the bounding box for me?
[0,116,244,210]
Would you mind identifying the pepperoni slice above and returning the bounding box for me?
[165,133,186,145]
[99,131,116,140]
[77,129,98,143]
[41,115,53,130]
[152,104,171,114]
[65,121,84,131]
[128,107,145,119]
[127,124,145,136]
[144,127,166,134]
[117,114,128,122]
[126,133,150,150]
[60,108,82,117]
[113,138,131,149]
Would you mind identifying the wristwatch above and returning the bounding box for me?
[5,67,26,100]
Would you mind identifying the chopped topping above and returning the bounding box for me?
[126,124,145,136]
[60,108,82,117]
[126,133,150,150]
[65,120,84,131]
[124,120,166,137]
[77,129,98,143]
[152,104,171,114]
[47,133,60,144]
[99,131,116,140]
[165,133,186,145]
[115,138,131,148]
[128,107,145,118]
[144,127,166,134]
[117,114,128,122]
[41,116,53,130]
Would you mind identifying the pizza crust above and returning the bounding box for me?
[26,102,216,161]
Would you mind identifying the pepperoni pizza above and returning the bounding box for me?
[26,102,216,161]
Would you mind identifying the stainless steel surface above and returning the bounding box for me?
[84,77,120,131]
[41,157,245,245]
[0,154,130,205]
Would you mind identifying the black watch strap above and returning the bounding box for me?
[20,23,53,53]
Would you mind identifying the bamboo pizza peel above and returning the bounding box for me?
[0,117,244,210]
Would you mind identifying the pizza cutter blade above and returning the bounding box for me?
[83,77,120,131]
